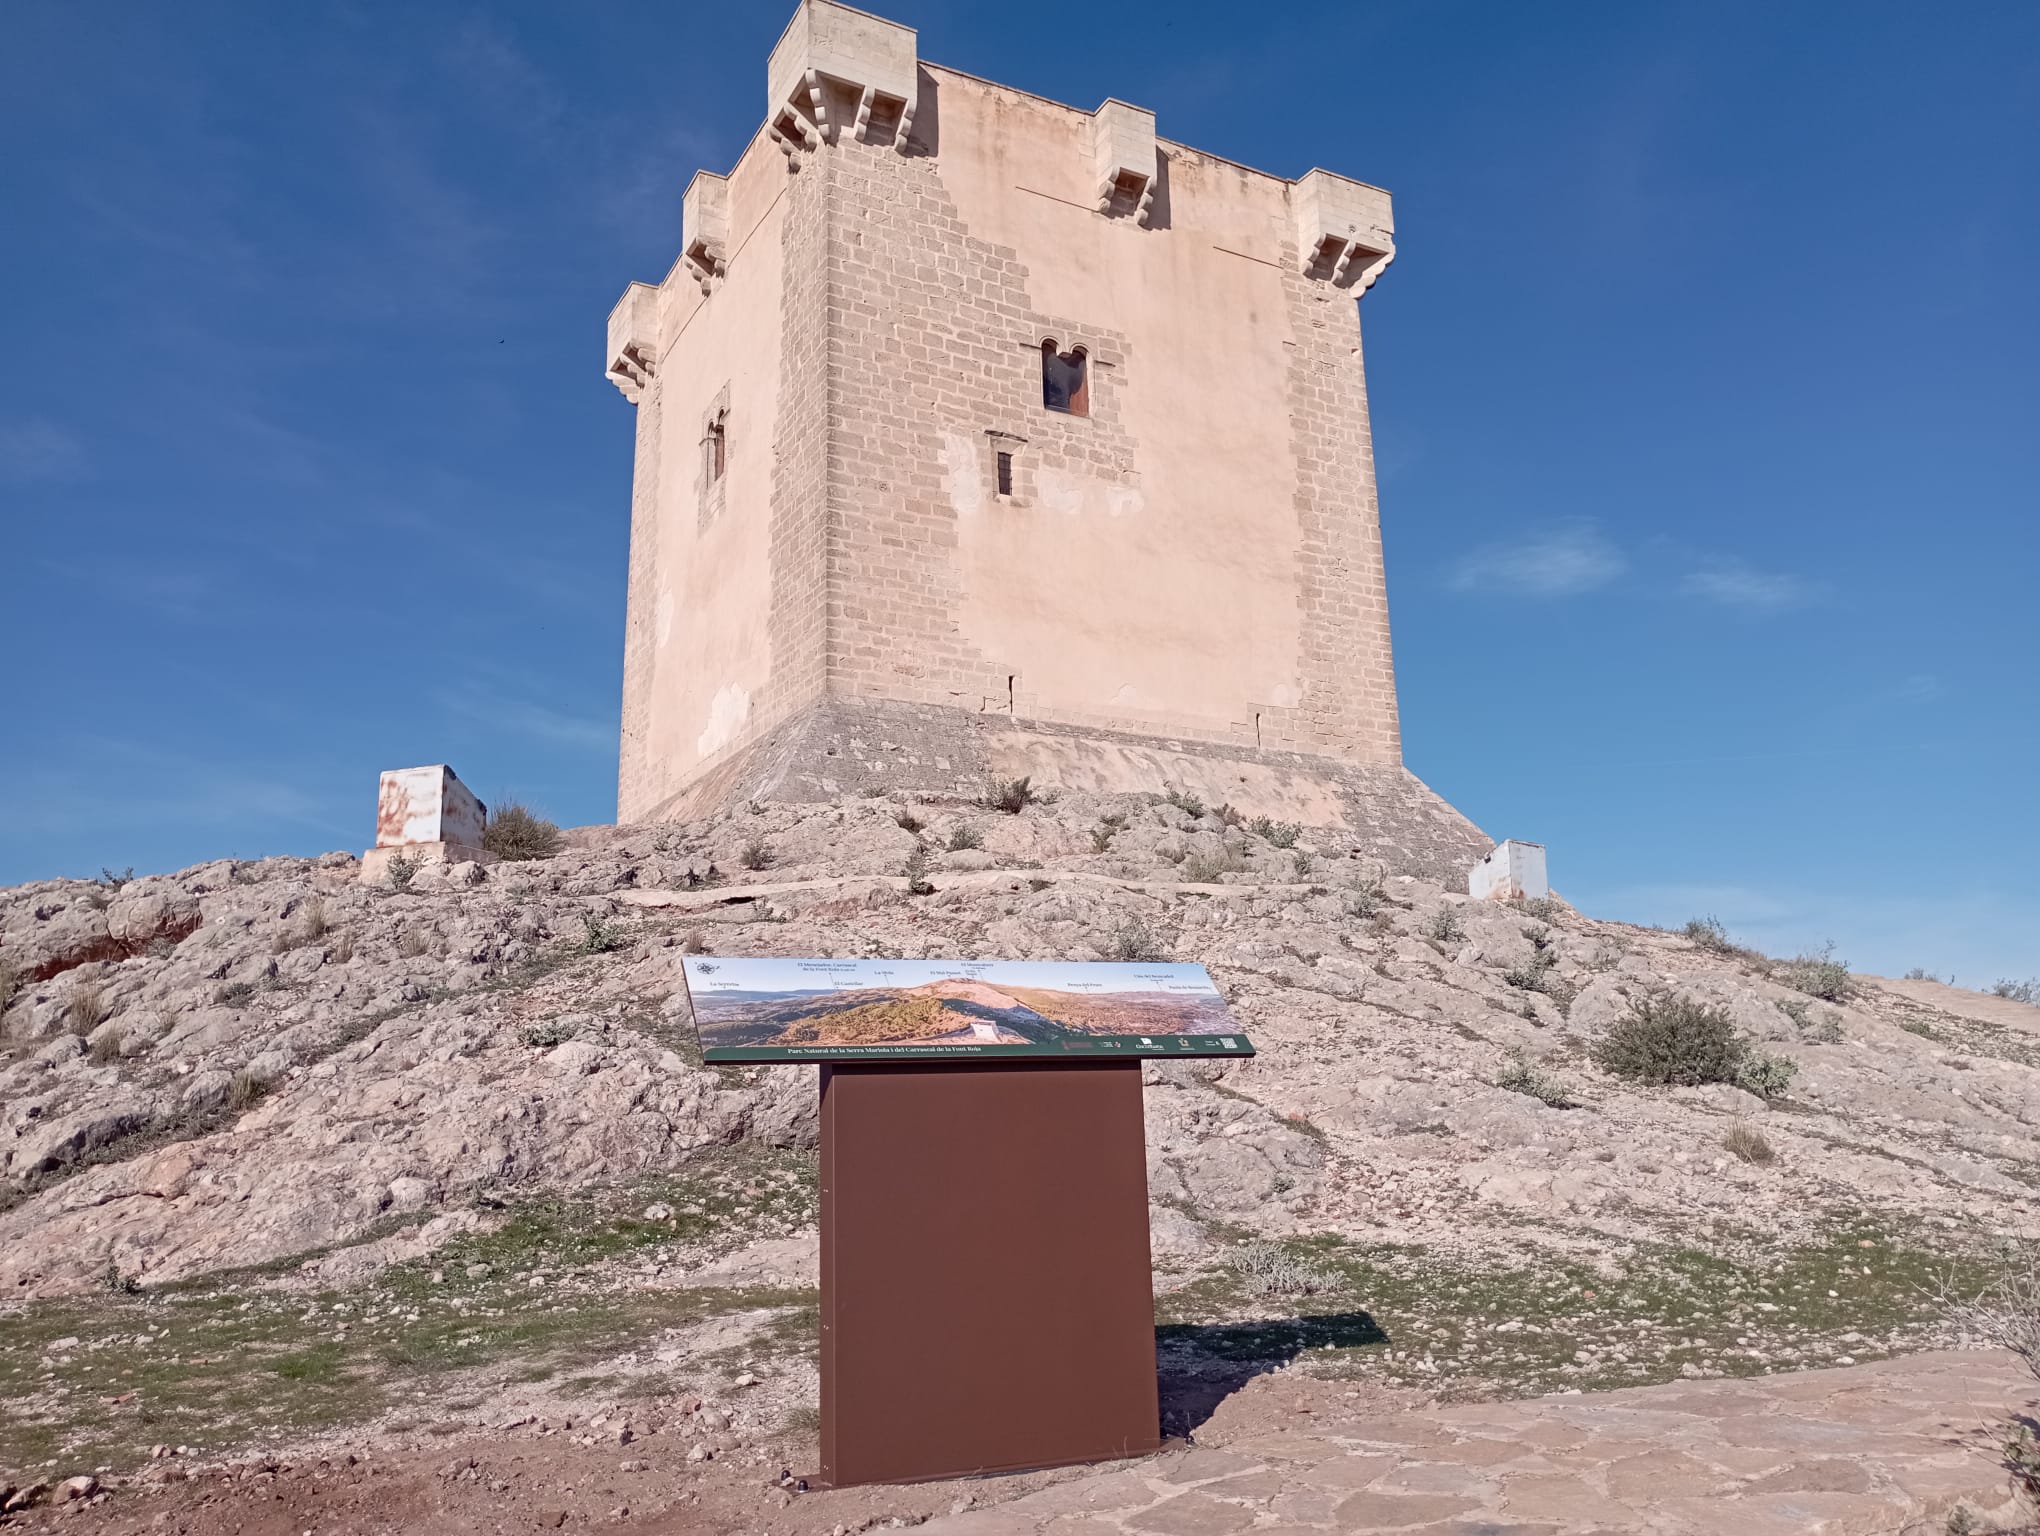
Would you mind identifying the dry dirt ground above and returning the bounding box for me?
[3,789,2037,1528]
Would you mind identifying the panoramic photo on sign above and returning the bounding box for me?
[680,957,1255,1062]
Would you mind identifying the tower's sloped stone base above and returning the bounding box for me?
[641,699,1490,887]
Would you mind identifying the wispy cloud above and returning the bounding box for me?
[1447,521,1626,597]
[437,687,614,752]
[0,417,87,481]
[1682,560,1816,610]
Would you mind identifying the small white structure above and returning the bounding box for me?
[1470,840,1548,903]
[360,765,492,884]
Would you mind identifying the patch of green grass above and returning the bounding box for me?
[1156,1219,2024,1401]
[0,1148,821,1480]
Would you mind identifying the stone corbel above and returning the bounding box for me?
[681,171,730,295]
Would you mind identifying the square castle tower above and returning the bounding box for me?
[606,0,1486,877]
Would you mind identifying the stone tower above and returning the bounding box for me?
[606,0,1485,876]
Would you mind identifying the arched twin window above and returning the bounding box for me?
[1040,339,1088,417]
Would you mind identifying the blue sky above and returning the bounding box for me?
[3,2,2034,984]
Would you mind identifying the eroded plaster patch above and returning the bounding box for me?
[940,433,985,518]
[697,683,752,759]
[1036,465,1143,519]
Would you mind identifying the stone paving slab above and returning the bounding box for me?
[922,1352,2034,1536]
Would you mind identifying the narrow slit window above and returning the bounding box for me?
[995,450,1013,497]
[708,417,727,481]
[1041,340,1088,416]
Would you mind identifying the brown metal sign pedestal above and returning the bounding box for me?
[818,1060,1161,1487]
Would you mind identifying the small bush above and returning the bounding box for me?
[1423,908,1463,945]
[894,809,924,834]
[1213,802,1245,828]
[1163,787,1205,819]
[1989,977,2039,1006]
[1180,846,1246,884]
[67,979,112,1034]
[1735,1049,1798,1100]
[483,801,564,862]
[1903,966,1933,981]
[1593,991,1745,1087]
[1265,821,1302,849]
[1774,997,1811,1029]
[946,823,984,852]
[1519,895,1563,923]
[385,853,418,891]
[89,1030,124,1065]
[291,898,328,948]
[903,844,935,897]
[329,929,357,964]
[738,837,772,871]
[1106,917,1166,963]
[983,776,1035,815]
[101,1261,142,1294]
[215,981,257,1008]
[97,865,136,890]
[1723,1121,1775,1164]
[1779,943,1853,1002]
[1345,879,1384,919]
[1805,1011,1844,1044]
[1228,1240,1336,1298]
[228,1070,268,1112]
[1291,852,1313,878]
[398,927,432,959]
[1090,825,1117,853]
[1496,1051,1573,1108]
[679,930,707,954]
[523,1019,577,1048]
[579,914,625,954]
[1683,915,1736,954]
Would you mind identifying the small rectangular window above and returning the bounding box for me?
[995,451,1013,497]
[709,419,726,481]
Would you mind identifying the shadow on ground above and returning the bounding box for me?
[1155,1311,1387,1436]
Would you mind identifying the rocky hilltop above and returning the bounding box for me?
[0,787,2035,1507]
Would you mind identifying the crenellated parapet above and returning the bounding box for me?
[766,0,918,163]
[1292,168,1395,291]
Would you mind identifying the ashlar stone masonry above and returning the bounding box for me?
[607,0,1485,872]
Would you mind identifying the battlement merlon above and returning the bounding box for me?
[768,0,918,150]
[605,282,660,402]
[1294,168,1396,291]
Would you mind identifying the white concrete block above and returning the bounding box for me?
[375,765,487,850]
[1293,168,1395,289]
[1470,840,1547,902]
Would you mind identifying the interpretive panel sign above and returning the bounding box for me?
[680,957,1255,1063]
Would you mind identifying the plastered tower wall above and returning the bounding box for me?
[608,3,1474,871]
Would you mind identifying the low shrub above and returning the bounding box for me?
[523,1019,576,1049]
[1989,977,2039,1005]
[1496,1050,1573,1108]
[903,845,935,896]
[88,1030,124,1065]
[1162,787,1205,819]
[1228,1240,1336,1298]
[1345,881,1383,919]
[1423,908,1463,944]
[1683,915,1737,954]
[579,914,625,954]
[983,776,1036,815]
[1213,803,1245,828]
[1106,917,1166,963]
[1592,990,1745,1089]
[228,1070,268,1112]
[738,837,772,871]
[67,979,112,1034]
[1779,943,1853,1002]
[1723,1121,1776,1164]
[894,809,924,834]
[946,823,984,852]
[215,981,257,1008]
[483,801,564,862]
[1248,816,1301,848]
[1180,846,1246,884]
[397,927,432,959]
[1090,824,1117,853]
[385,852,418,891]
